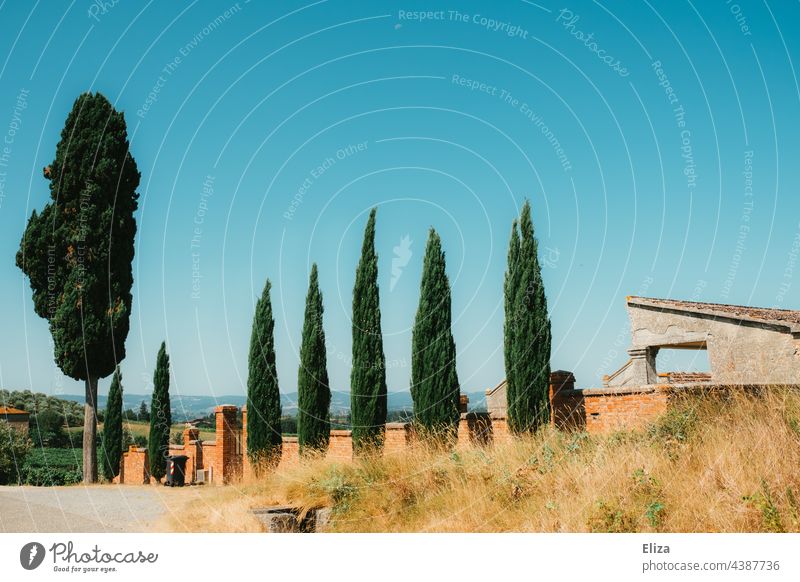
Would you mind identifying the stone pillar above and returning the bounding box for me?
[215,405,239,484]
[628,347,658,385]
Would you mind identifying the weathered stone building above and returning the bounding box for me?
[606,296,800,387]
[494,296,800,433]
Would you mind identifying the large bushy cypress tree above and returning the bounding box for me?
[297,264,331,456]
[350,209,387,454]
[148,342,171,480]
[410,228,460,441]
[101,367,124,481]
[508,201,551,433]
[16,92,139,483]
[247,279,282,473]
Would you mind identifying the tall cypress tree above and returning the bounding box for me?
[16,92,139,483]
[148,342,171,480]
[410,228,460,441]
[508,201,552,433]
[101,367,124,481]
[350,209,387,454]
[297,264,331,455]
[504,220,520,432]
[247,279,282,473]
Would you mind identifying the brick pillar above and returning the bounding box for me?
[183,425,199,446]
[459,394,469,414]
[215,405,239,484]
[241,406,250,480]
[181,425,200,484]
[549,370,576,427]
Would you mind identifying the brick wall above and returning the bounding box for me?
[490,417,512,444]
[278,437,300,470]
[582,387,670,433]
[384,422,412,456]
[328,430,353,462]
[457,412,492,448]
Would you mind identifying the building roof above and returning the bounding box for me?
[0,405,29,416]
[485,379,506,396]
[627,296,800,333]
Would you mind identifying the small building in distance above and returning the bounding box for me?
[0,406,30,434]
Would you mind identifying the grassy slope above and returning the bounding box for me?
[164,388,800,533]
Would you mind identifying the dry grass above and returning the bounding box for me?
[162,387,800,532]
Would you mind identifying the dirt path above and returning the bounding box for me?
[0,485,208,532]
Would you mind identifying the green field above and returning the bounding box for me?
[21,448,85,485]
[65,420,216,444]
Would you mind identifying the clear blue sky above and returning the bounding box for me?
[0,1,798,401]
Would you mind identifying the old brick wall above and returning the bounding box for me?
[457,413,492,448]
[582,387,670,433]
[328,430,353,461]
[384,422,412,456]
[490,417,512,444]
[278,437,300,470]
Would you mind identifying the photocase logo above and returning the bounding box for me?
[19,542,45,570]
[390,235,412,291]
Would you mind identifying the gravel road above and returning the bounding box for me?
[0,485,204,532]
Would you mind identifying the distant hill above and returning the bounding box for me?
[57,389,489,422]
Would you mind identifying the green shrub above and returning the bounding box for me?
[648,406,698,444]
[588,500,636,532]
[0,422,32,484]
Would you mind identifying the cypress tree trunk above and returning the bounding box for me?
[148,343,172,480]
[508,201,551,433]
[297,264,331,456]
[350,209,387,454]
[101,367,124,481]
[503,220,520,431]
[410,228,460,443]
[83,376,98,483]
[247,280,282,474]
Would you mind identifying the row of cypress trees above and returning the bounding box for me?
[246,202,551,470]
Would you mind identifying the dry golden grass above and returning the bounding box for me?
[162,387,800,532]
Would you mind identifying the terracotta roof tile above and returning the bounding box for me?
[0,405,29,415]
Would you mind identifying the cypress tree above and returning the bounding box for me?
[297,264,331,455]
[350,209,387,454]
[410,228,460,441]
[16,92,139,483]
[246,279,282,473]
[508,201,552,433]
[101,367,124,481]
[148,342,171,480]
[503,220,520,425]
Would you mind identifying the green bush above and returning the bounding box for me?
[0,422,32,484]
[30,409,69,448]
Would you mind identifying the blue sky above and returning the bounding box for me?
[0,1,798,402]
